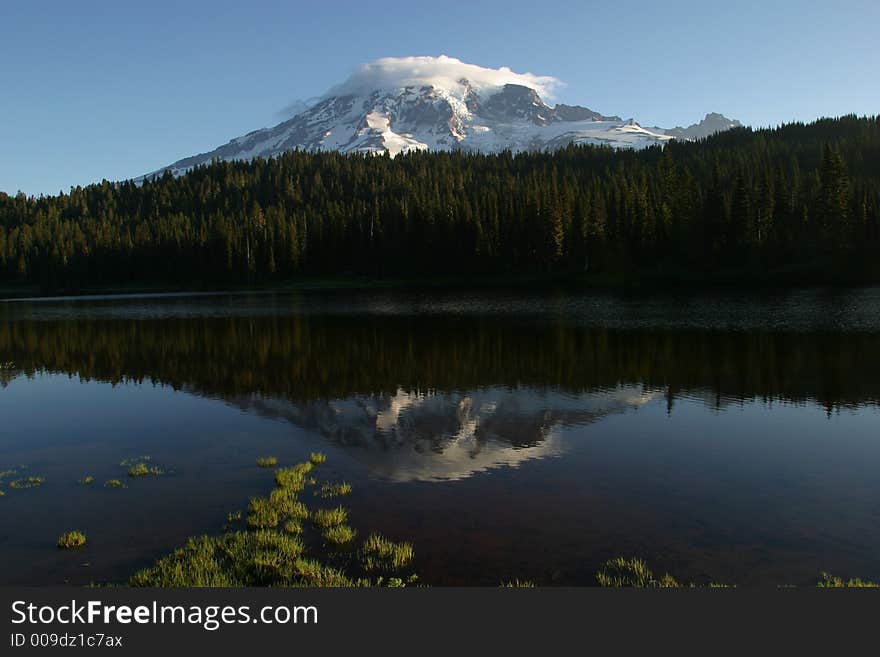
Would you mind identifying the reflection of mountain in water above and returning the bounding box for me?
[226,386,656,481]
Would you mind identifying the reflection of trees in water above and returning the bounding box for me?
[1,314,879,412]
[0,361,16,387]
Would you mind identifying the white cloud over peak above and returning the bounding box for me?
[322,55,562,100]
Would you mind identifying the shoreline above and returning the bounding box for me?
[3,266,880,301]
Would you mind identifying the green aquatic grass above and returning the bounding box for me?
[267,487,296,514]
[79,476,95,485]
[127,462,163,477]
[130,531,316,587]
[596,557,680,588]
[104,479,123,488]
[320,482,352,498]
[312,506,348,528]
[501,579,536,587]
[818,572,879,588]
[309,452,326,465]
[246,497,281,530]
[128,463,150,477]
[361,533,415,573]
[248,483,312,530]
[274,463,312,491]
[594,557,880,589]
[57,531,87,549]
[227,511,242,523]
[283,520,303,535]
[9,476,45,489]
[290,501,310,521]
[256,456,278,468]
[128,457,417,587]
[269,488,309,520]
[0,466,25,494]
[120,456,152,467]
[323,525,357,545]
[129,531,365,587]
[285,558,363,587]
[382,576,420,588]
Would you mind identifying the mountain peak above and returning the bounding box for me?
[652,112,743,141]
[139,56,741,179]
[321,55,561,101]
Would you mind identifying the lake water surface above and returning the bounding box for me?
[1,287,879,586]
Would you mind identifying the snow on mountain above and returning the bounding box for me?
[141,56,740,179]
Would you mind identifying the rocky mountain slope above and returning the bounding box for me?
[143,56,741,179]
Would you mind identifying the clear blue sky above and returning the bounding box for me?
[2,0,878,196]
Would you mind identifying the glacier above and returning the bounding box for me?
[141,56,740,180]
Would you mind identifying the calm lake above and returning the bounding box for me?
[1,287,879,586]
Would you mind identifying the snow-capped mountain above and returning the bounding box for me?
[143,56,741,178]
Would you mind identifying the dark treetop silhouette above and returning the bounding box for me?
[1,116,879,292]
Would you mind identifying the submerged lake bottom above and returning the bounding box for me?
[1,287,879,586]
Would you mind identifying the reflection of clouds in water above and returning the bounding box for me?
[229,385,658,482]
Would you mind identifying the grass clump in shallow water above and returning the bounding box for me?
[284,520,303,535]
[595,557,879,589]
[223,510,244,532]
[128,463,149,477]
[120,456,152,467]
[361,533,415,573]
[596,557,680,588]
[79,476,94,485]
[382,576,420,587]
[130,531,321,587]
[269,488,308,520]
[127,462,162,477]
[256,456,277,468]
[0,468,17,496]
[309,452,326,465]
[818,572,879,588]
[9,476,45,489]
[246,497,281,529]
[0,468,19,481]
[104,479,123,488]
[275,463,312,491]
[320,482,352,498]
[130,531,364,587]
[312,506,348,528]
[57,531,87,549]
[502,579,536,587]
[323,525,357,545]
[129,457,418,587]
